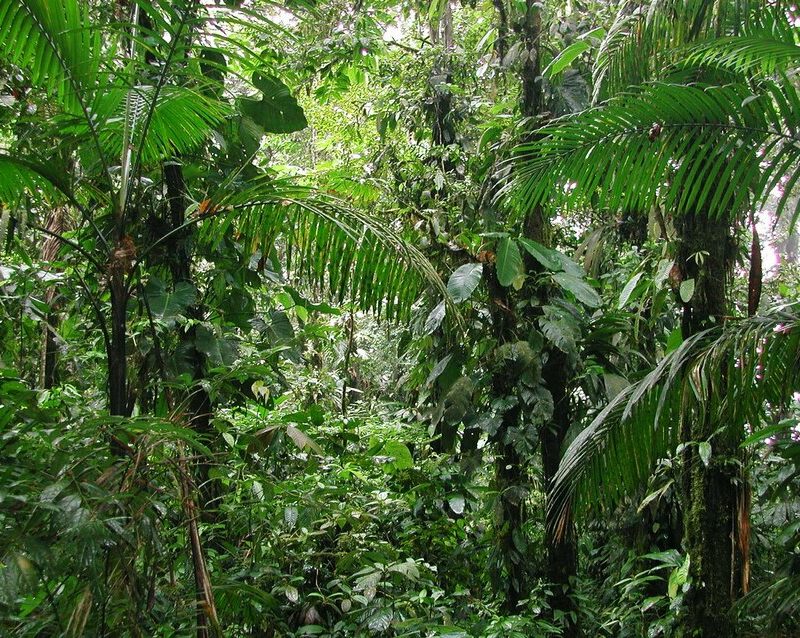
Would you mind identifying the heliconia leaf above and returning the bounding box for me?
[496,238,524,287]
[446,263,483,303]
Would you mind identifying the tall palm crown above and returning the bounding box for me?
[0,0,445,321]
[507,0,800,631]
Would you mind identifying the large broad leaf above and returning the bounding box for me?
[286,424,323,454]
[238,73,307,134]
[381,441,413,471]
[544,40,591,77]
[618,272,645,308]
[552,272,601,308]
[518,237,560,271]
[496,238,524,287]
[195,325,238,366]
[143,279,196,321]
[447,263,483,302]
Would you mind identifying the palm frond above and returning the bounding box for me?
[202,178,449,322]
[0,0,101,111]
[0,156,69,205]
[593,0,716,102]
[685,35,800,75]
[93,85,229,166]
[592,0,776,102]
[550,306,800,536]
[510,80,800,227]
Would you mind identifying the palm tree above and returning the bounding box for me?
[0,0,446,418]
[0,2,447,634]
[508,0,800,632]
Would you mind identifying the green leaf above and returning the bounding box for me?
[618,272,645,308]
[195,325,238,366]
[552,272,601,307]
[382,441,413,470]
[496,238,524,287]
[680,279,696,303]
[238,73,307,134]
[544,40,591,78]
[518,237,560,271]
[286,424,323,454]
[447,263,483,302]
[143,279,196,321]
[423,301,446,335]
[426,354,454,387]
[668,555,690,599]
[448,495,466,515]
[698,441,712,467]
[665,327,683,353]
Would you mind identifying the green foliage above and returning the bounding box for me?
[551,306,800,529]
[1,0,799,637]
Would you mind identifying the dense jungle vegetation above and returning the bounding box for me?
[1,0,799,636]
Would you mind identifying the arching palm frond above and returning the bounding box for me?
[685,34,800,76]
[549,306,800,537]
[593,0,726,101]
[201,178,450,322]
[0,0,102,112]
[0,156,70,206]
[510,80,800,227]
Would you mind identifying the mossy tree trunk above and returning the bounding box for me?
[675,211,746,636]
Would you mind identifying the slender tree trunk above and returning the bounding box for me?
[108,268,130,418]
[541,348,578,635]
[517,0,579,632]
[484,263,530,612]
[39,206,68,389]
[675,212,745,636]
[163,162,218,513]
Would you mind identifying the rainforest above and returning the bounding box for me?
[0,1,799,636]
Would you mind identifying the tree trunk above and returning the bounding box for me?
[39,206,68,389]
[541,348,578,636]
[516,1,579,629]
[484,263,531,612]
[675,212,744,636]
[108,268,129,418]
[163,162,218,512]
